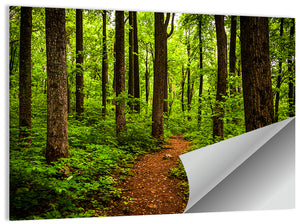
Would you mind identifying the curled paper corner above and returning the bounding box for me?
[180,117,295,213]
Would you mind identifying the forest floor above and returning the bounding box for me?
[103,135,190,217]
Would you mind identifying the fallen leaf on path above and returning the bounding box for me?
[148,204,157,209]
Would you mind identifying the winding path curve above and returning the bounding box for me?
[107,136,190,216]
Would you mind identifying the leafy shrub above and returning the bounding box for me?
[117,113,158,154]
[9,142,134,220]
[168,161,187,180]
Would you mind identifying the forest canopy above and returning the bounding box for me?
[9,6,295,220]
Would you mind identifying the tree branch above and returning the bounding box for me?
[167,13,175,38]
[164,13,171,32]
[10,39,20,45]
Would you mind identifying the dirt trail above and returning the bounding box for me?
[107,135,190,216]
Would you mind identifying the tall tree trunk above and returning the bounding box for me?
[112,41,117,106]
[152,12,166,140]
[213,15,227,139]
[45,8,69,164]
[240,16,274,132]
[102,10,108,119]
[229,15,237,94]
[133,11,140,113]
[128,11,134,111]
[19,7,32,145]
[288,18,295,117]
[198,16,204,127]
[163,13,175,115]
[186,30,192,119]
[76,9,84,118]
[145,46,150,104]
[181,65,186,112]
[115,11,126,136]
[274,18,284,122]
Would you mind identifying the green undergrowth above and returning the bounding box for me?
[168,160,189,200]
[9,113,158,220]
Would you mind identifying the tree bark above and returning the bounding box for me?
[45,8,69,163]
[76,9,84,118]
[19,7,32,145]
[152,12,166,140]
[115,11,126,136]
[229,16,237,75]
[145,46,150,104]
[163,13,175,115]
[112,42,116,106]
[240,16,274,132]
[213,15,227,139]
[198,16,204,127]
[102,10,108,119]
[133,11,140,113]
[128,11,134,111]
[186,29,192,119]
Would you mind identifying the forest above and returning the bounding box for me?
[9,6,295,220]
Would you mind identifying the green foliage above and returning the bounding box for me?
[10,114,155,220]
[168,161,189,199]
[168,161,187,180]
[118,113,158,154]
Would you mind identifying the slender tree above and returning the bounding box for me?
[229,16,237,75]
[133,11,140,112]
[45,8,69,163]
[115,11,126,136]
[102,10,108,119]
[128,11,134,111]
[76,9,84,118]
[152,12,166,140]
[240,16,274,132]
[186,28,193,119]
[19,7,32,145]
[163,13,175,114]
[145,44,150,104]
[181,64,186,112]
[197,15,204,127]
[213,15,227,139]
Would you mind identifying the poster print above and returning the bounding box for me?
[8,2,295,221]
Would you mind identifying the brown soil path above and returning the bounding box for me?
[107,135,190,216]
